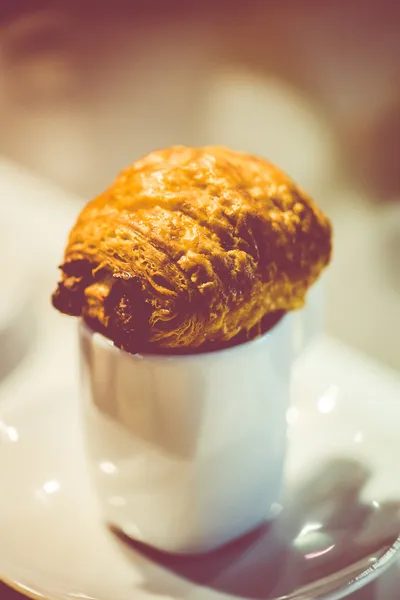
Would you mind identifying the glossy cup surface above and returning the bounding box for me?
[79,315,292,554]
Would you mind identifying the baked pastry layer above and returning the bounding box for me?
[52,146,332,353]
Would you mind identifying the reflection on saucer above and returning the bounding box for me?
[110,458,400,600]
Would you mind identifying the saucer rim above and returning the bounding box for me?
[1,535,400,600]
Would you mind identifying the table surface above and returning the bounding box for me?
[0,584,26,599]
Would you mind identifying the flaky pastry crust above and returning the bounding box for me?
[52,146,332,353]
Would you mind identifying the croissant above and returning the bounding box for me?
[52,146,332,353]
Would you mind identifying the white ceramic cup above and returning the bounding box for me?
[79,311,295,554]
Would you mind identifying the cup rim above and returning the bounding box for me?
[79,312,289,362]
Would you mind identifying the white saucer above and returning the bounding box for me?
[1,333,400,600]
[0,228,34,383]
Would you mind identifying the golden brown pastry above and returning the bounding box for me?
[52,146,332,353]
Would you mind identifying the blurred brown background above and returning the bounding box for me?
[0,0,399,369]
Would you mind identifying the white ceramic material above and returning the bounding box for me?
[1,336,400,600]
[79,314,292,554]
[0,227,33,382]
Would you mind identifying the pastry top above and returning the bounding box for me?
[52,146,332,353]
